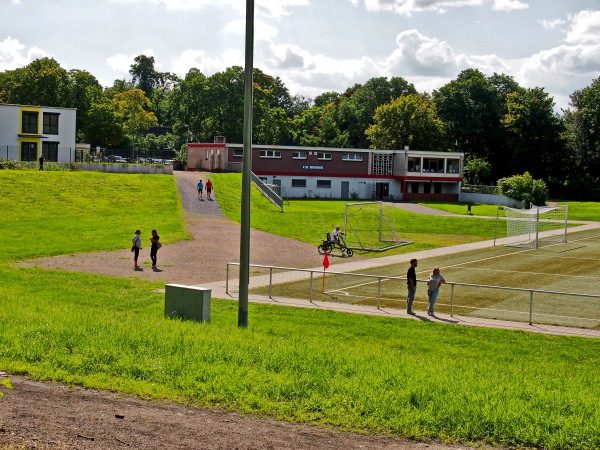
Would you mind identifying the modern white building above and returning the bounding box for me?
[0,103,77,163]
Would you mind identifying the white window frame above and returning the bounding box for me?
[233,149,243,157]
[342,153,363,161]
[259,150,281,158]
[317,152,332,160]
[293,151,307,159]
[316,179,331,188]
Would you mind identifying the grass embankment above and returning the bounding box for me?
[0,171,189,262]
[1,171,600,449]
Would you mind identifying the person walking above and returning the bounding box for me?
[132,230,142,270]
[406,258,418,314]
[426,267,446,316]
[38,154,44,171]
[150,229,161,270]
[197,179,204,200]
[206,179,213,199]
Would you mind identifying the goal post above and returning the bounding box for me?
[500,204,568,249]
[343,201,412,252]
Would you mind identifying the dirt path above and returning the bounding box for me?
[4,172,480,450]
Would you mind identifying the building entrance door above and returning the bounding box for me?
[375,182,389,200]
[341,181,349,199]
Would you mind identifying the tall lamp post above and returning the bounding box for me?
[238,0,254,328]
[185,124,190,144]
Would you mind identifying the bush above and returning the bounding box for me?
[497,172,548,206]
[0,159,22,170]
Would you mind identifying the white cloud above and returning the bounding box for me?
[0,36,51,71]
[225,18,279,40]
[564,10,600,45]
[348,0,528,15]
[105,49,161,77]
[538,18,566,31]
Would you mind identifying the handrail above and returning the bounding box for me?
[251,172,283,211]
[225,262,600,326]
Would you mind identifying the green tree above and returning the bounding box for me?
[497,172,548,206]
[83,101,124,148]
[562,77,600,199]
[66,69,104,139]
[112,89,158,149]
[463,156,492,185]
[366,93,447,150]
[129,54,160,97]
[501,88,564,182]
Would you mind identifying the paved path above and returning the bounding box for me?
[194,220,600,339]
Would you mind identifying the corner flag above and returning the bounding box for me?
[322,253,330,269]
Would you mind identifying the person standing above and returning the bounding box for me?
[150,229,161,270]
[406,258,418,314]
[38,154,44,171]
[205,179,213,199]
[197,179,204,200]
[132,230,142,270]
[426,267,446,316]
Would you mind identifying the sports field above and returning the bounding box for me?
[256,229,600,329]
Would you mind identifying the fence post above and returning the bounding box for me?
[529,291,534,325]
[226,263,229,294]
[269,267,273,299]
[451,284,455,317]
[377,277,382,309]
[309,271,313,303]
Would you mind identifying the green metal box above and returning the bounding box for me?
[164,284,211,323]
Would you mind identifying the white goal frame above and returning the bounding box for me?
[497,204,568,249]
[343,201,412,252]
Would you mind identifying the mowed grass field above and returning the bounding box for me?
[255,229,600,329]
[2,171,600,449]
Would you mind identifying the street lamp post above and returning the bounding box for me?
[185,124,190,144]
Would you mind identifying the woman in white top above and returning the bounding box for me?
[426,267,445,316]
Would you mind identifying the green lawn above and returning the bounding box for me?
[1,170,600,450]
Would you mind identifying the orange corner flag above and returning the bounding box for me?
[322,253,330,270]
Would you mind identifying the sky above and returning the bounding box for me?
[1,0,599,111]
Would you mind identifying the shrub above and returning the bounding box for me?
[497,172,548,206]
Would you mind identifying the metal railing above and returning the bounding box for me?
[251,172,283,211]
[225,262,600,328]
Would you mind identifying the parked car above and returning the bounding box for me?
[108,155,128,163]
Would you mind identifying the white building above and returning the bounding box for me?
[0,103,77,163]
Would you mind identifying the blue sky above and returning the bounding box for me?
[1,0,599,110]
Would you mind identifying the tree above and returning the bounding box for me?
[501,88,564,181]
[366,94,447,150]
[463,156,492,185]
[562,77,600,199]
[66,69,104,139]
[112,89,158,149]
[83,101,124,148]
[129,54,160,97]
[497,172,548,206]
[1,58,70,106]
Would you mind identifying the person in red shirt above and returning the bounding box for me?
[206,179,213,199]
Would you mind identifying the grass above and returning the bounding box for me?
[212,173,504,256]
[1,170,600,449]
[1,265,599,449]
[0,171,189,262]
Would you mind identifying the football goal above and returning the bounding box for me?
[343,201,412,252]
[498,204,568,249]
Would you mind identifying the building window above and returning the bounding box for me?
[372,153,393,175]
[42,142,59,162]
[293,151,307,159]
[446,158,459,173]
[259,150,281,158]
[423,158,444,173]
[342,153,363,161]
[316,179,331,188]
[317,152,331,160]
[233,149,243,157]
[43,113,60,135]
[20,142,37,161]
[22,111,38,134]
[407,157,421,172]
[291,179,306,188]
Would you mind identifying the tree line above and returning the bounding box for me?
[1,55,598,199]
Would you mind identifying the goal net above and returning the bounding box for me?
[502,204,568,249]
[344,201,412,252]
